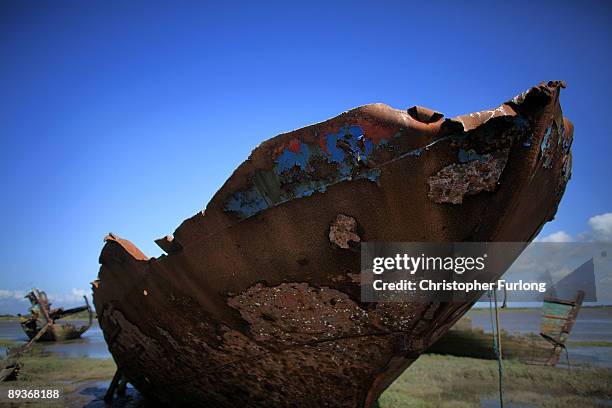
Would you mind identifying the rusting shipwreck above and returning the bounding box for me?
[94,81,573,407]
[19,288,93,342]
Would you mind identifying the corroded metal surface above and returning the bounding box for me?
[93,81,573,407]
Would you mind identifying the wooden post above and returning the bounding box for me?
[104,369,123,402]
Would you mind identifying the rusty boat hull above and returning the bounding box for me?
[21,322,91,342]
[19,289,93,343]
[93,81,573,407]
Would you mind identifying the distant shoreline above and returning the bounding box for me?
[470,304,612,312]
[1,305,611,319]
[0,311,96,321]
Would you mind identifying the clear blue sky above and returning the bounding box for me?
[1,0,611,312]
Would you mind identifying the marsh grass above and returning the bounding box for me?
[1,354,610,407]
[16,356,115,383]
[0,339,18,347]
[379,354,612,408]
[0,356,116,406]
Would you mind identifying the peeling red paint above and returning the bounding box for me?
[359,121,400,145]
[287,138,301,153]
[318,135,330,154]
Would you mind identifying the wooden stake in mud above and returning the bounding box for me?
[104,369,124,402]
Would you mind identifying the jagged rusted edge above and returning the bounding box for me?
[139,80,567,252]
[97,81,569,259]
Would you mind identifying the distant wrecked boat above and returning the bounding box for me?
[19,288,93,342]
[94,81,573,407]
[429,289,586,366]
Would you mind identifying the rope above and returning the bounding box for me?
[488,289,504,408]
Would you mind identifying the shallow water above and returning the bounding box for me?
[469,308,612,341]
[68,380,148,407]
[0,319,110,359]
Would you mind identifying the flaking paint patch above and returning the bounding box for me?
[275,140,310,173]
[427,149,509,204]
[223,115,524,218]
[224,187,270,218]
[329,214,361,249]
[224,125,384,219]
[540,126,552,155]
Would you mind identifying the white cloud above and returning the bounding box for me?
[0,288,89,305]
[588,212,612,241]
[537,231,573,243]
[538,212,612,243]
[0,289,27,301]
[46,288,90,305]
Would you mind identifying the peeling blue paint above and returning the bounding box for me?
[226,122,490,218]
[555,116,568,152]
[224,187,270,219]
[562,136,572,153]
[292,183,326,199]
[225,125,387,219]
[275,141,310,173]
[363,168,381,184]
[405,148,423,158]
[540,126,552,155]
[272,126,373,177]
[322,126,374,180]
[540,124,554,168]
[325,126,373,163]
[271,125,382,202]
[223,113,532,219]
